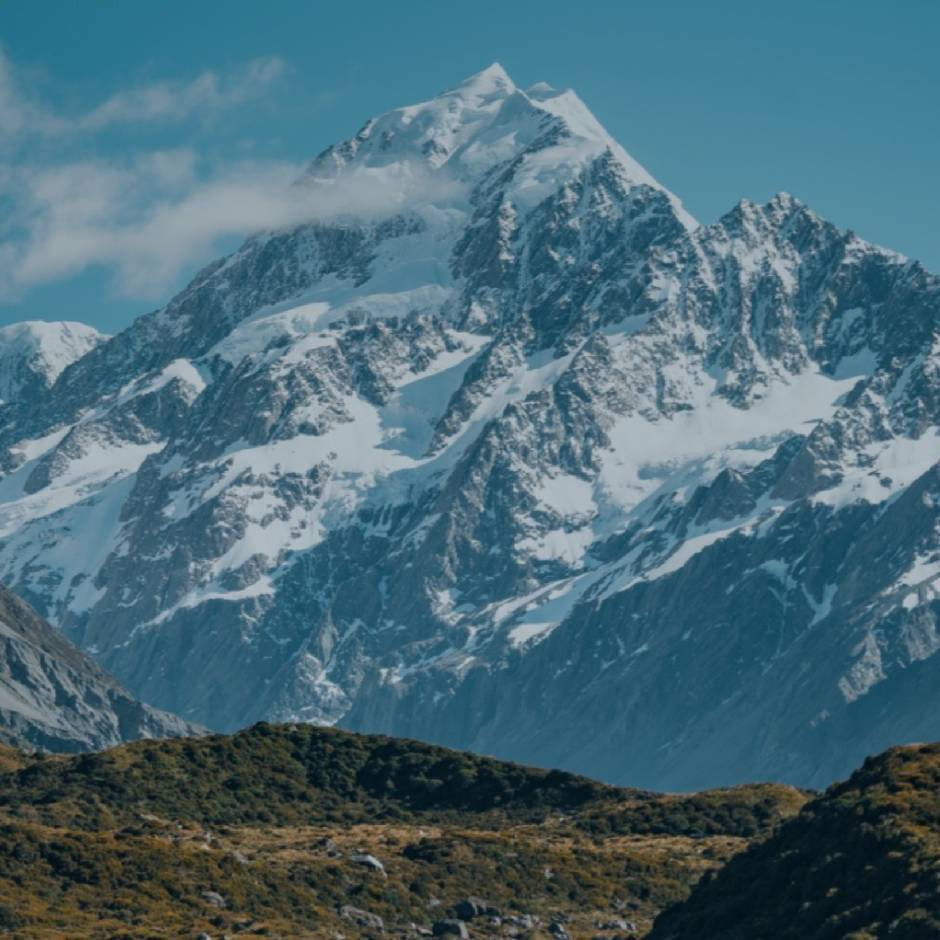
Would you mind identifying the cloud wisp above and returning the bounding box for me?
[0,49,462,305]
[0,50,286,143]
[1,152,462,299]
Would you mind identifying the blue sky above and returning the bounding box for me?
[1,0,937,333]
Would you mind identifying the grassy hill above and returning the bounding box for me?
[0,722,805,939]
[648,742,940,940]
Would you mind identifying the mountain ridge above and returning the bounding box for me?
[0,64,936,789]
[0,582,198,751]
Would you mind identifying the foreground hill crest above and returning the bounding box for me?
[0,64,937,789]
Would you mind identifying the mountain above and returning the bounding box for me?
[0,63,937,789]
[648,741,940,939]
[0,320,104,406]
[0,721,807,937]
[0,582,196,751]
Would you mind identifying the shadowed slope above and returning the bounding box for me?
[649,742,940,940]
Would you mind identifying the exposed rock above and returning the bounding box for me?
[0,583,198,752]
[453,898,499,920]
[432,920,469,939]
[340,905,384,931]
[350,851,386,875]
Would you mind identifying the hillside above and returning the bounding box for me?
[3,724,938,940]
[648,742,940,940]
[0,722,806,938]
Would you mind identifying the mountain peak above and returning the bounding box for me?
[446,62,515,100]
[0,319,105,404]
[303,65,694,227]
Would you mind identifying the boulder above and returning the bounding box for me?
[350,852,387,876]
[340,905,385,931]
[453,898,499,920]
[432,920,469,939]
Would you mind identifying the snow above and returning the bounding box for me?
[0,320,104,402]
[378,331,490,457]
[832,346,878,380]
[645,527,739,579]
[0,61,933,734]
[807,584,837,625]
[517,526,595,565]
[10,426,70,465]
[303,61,695,229]
[158,330,492,597]
[0,439,161,539]
[534,472,595,515]
[501,566,610,649]
[597,367,862,521]
[508,621,557,646]
[899,554,940,588]
[1,474,137,614]
[893,551,940,611]
[210,303,334,365]
[813,430,940,508]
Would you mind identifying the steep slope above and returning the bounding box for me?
[648,742,940,939]
[0,583,196,751]
[0,320,104,406]
[0,64,936,788]
[0,722,807,938]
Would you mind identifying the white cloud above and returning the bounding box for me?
[0,48,460,304]
[74,57,286,132]
[0,49,286,142]
[1,154,462,298]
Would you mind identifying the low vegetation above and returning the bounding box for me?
[0,723,806,938]
[648,742,940,940]
[7,724,937,940]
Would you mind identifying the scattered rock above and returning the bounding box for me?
[432,920,469,939]
[340,905,385,931]
[550,922,571,940]
[201,890,226,908]
[453,898,499,920]
[350,852,387,876]
[596,919,637,932]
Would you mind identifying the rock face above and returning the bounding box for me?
[0,583,196,751]
[0,63,937,788]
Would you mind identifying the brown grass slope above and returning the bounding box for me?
[0,722,806,939]
[648,742,940,940]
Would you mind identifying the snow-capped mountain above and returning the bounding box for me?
[0,582,196,751]
[0,320,105,406]
[0,64,937,787]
